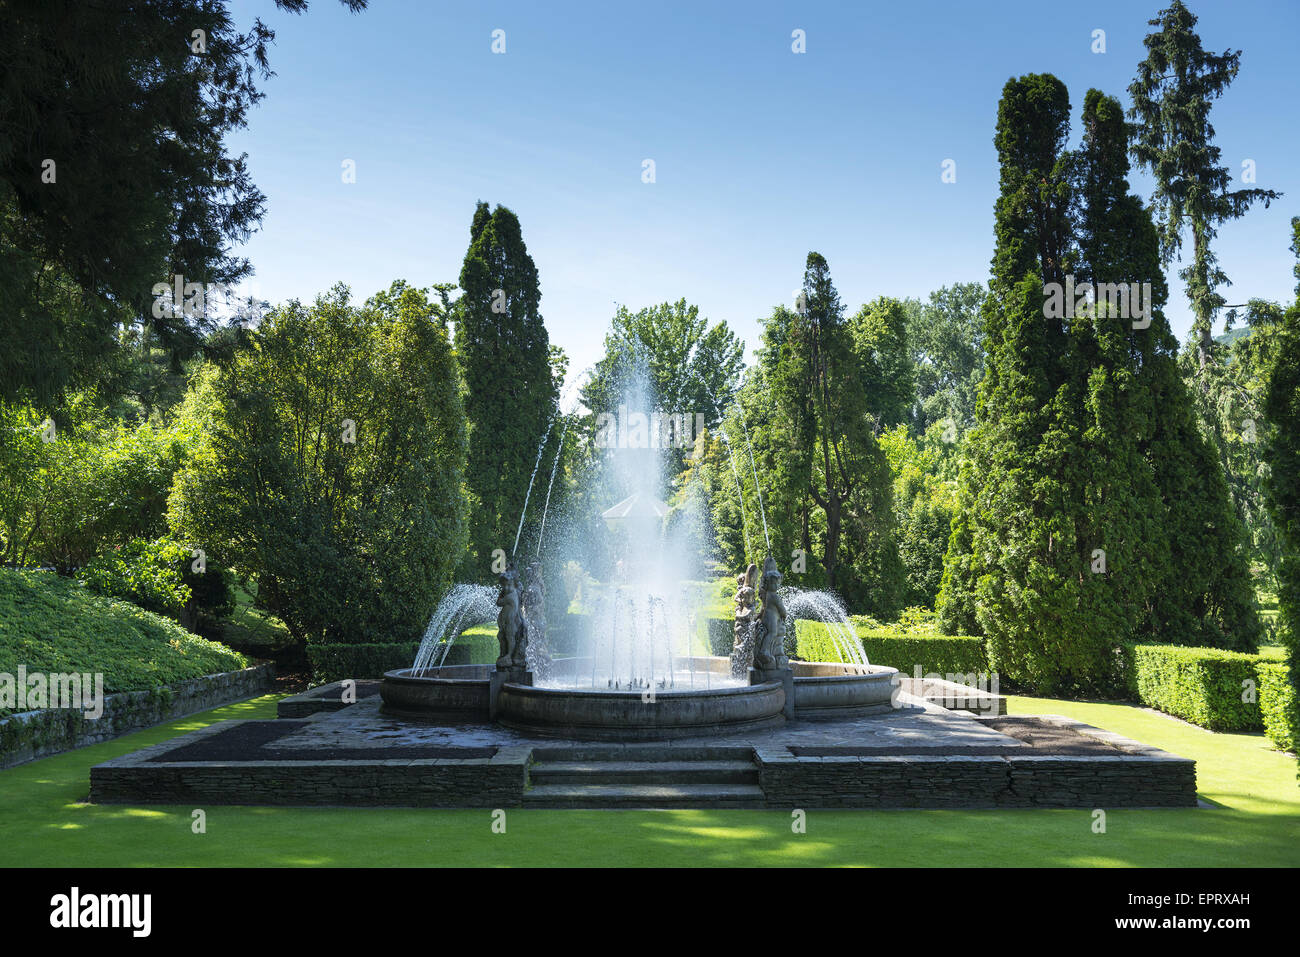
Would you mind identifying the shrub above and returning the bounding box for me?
[0,568,246,717]
[80,537,192,618]
[306,628,501,683]
[1129,644,1263,731]
[454,625,506,664]
[1257,662,1297,752]
[0,396,196,570]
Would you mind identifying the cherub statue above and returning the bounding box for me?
[495,566,526,671]
[730,563,758,678]
[753,556,788,670]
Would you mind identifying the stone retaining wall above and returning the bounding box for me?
[0,663,275,769]
[90,721,528,807]
[756,715,1196,808]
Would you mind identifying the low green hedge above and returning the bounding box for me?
[1257,661,1297,752]
[794,620,986,675]
[1127,644,1264,732]
[455,625,505,663]
[306,627,503,683]
[305,643,421,683]
[0,567,247,717]
[704,617,732,656]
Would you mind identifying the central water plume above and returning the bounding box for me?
[540,359,741,689]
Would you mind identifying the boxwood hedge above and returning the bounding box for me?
[793,620,986,675]
[1256,661,1297,752]
[1127,644,1264,732]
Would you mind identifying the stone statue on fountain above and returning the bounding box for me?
[495,565,528,673]
[521,560,548,678]
[752,556,788,672]
[730,562,758,679]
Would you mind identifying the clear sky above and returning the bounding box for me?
[226,0,1300,380]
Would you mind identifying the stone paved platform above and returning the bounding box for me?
[89,693,1198,809]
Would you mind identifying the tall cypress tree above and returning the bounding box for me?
[1080,88,1260,650]
[455,202,558,577]
[939,77,1258,690]
[1128,0,1281,379]
[1262,219,1300,729]
[938,75,1072,643]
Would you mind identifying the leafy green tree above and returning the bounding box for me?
[1128,0,1281,380]
[581,299,743,458]
[0,393,196,571]
[879,423,960,609]
[455,203,558,575]
[904,283,988,435]
[0,0,367,405]
[169,281,467,647]
[850,297,915,433]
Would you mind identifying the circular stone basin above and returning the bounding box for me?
[790,661,899,716]
[495,680,786,741]
[381,664,492,719]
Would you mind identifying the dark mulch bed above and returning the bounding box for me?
[148,720,497,762]
[791,716,1128,758]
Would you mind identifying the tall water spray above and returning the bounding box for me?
[782,587,870,673]
[539,359,741,689]
[411,584,498,673]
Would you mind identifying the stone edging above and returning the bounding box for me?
[0,663,276,769]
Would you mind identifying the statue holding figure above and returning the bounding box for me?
[521,560,548,676]
[730,562,758,678]
[752,556,788,671]
[495,566,527,671]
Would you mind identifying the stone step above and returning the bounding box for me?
[522,783,767,808]
[530,745,754,763]
[529,759,758,786]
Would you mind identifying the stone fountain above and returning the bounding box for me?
[380,365,897,738]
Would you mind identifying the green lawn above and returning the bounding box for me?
[1,693,1296,867]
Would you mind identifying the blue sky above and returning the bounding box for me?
[226,0,1300,379]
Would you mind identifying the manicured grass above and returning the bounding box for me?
[1,694,1296,867]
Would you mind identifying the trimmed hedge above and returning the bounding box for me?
[1128,644,1263,732]
[306,628,501,683]
[704,617,732,656]
[306,643,420,683]
[794,620,986,676]
[1257,662,1297,752]
[0,567,247,717]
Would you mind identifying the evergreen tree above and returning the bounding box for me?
[455,203,559,576]
[1261,219,1300,732]
[0,0,367,405]
[940,77,1260,678]
[1128,0,1281,379]
[753,254,901,614]
[938,75,1072,642]
[1082,89,1260,650]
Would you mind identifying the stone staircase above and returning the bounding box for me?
[523,746,765,808]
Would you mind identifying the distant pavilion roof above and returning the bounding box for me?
[600,492,670,524]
